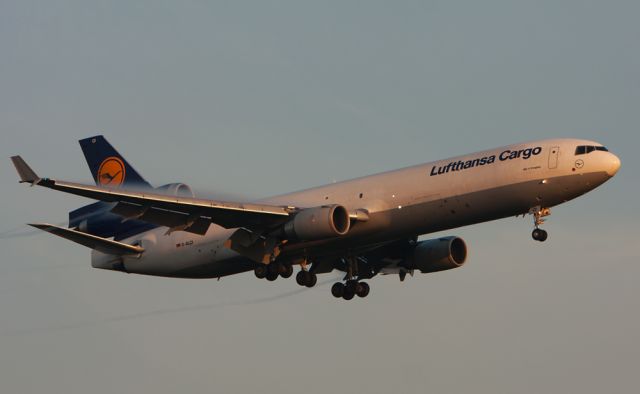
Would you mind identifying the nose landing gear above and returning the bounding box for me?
[532,228,548,242]
[529,206,551,242]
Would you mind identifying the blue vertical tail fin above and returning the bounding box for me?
[79,135,152,188]
[70,135,156,239]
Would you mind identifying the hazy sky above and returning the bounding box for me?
[1,1,639,393]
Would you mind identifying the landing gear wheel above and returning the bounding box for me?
[539,229,548,242]
[296,270,307,286]
[266,271,278,281]
[532,228,541,240]
[305,272,317,288]
[295,270,317,287]
[529,207,551,242]
[342,286,355,300]
[341,280,357,300]
[268,262,282,275]
[532,228,548,242]
[254,265,267,279]
[356,282,370,298]
[281,264,293,279]
[331,282,345,298]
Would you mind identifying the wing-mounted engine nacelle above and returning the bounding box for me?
[155,183,195,198]
[283,204,351,241]
[406,236,467,273]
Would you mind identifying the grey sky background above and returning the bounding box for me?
[1,1,638,393]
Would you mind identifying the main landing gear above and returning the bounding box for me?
[254,261,293,281]
[296,269,317,288]
[254,257,373,301]
[331,280,369,300]
[254,261,317,287]
[331,256,371,301]
[529,206,551,242]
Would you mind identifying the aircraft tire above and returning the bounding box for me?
[254,265,267,279]
[356,282,370,298]
[269,262,282,275]
[266,271,278,281]
[532,229,543,241]
[305,272,317,288]
[281,264,293,278]
[331,282,345,298]
[296,270,307,286]
[342,287,355,300]
[538,229,548,242]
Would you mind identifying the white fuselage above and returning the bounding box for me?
[92,138,620,278]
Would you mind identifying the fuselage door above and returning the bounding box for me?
[548,146,559,169]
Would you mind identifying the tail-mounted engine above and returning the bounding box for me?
[155,183,194,198]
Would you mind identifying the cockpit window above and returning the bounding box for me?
[575,145,608,155]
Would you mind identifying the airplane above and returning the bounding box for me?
[11,136,620,300]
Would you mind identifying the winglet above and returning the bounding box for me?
[10,156,40,184]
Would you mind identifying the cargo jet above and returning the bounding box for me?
[11,136,620,300]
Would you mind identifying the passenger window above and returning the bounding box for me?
[575,146,586,155]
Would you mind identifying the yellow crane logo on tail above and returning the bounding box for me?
[97,157,126,186]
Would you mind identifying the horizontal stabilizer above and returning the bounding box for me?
[10,156,40,184]
[29,223,144,255]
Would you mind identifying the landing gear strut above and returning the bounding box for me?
[529,206,550,242]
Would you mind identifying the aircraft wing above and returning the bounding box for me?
[11,156,292,234]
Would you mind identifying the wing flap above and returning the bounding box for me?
[29,223,144,255]
[110,202,211,235]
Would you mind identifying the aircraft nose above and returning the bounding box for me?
[606,153,621,177]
